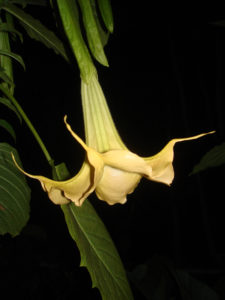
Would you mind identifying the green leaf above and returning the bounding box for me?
[8,0,47,6]
[0,143,30,236]
[191,142,225,174]
[53,162,133,300]
[0,21,23,42]
[78,0,109,66]
[91,0,109,47]
[61,202,134,300]
[0,97,22,122]
[129,256,220,300]
[0,66,15,87]
[97,0,114,33]
[0,16,14,88]
[0,118,16,141]
[209,19,225,27]
[56,0,96,82]
[174,270,219,300]
[129,257,168,300]
[0,2,68,61]
[0,49,25,69]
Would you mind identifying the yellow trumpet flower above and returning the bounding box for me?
[13,73,214,206]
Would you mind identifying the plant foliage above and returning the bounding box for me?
[0,143,30,236]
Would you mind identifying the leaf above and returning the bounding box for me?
[174,270,219,300]
[191,142,225,174]
[0,21,23,42]
[56,0,95,82]
[8,0,47,6]
[53,162,133,300]
[0,14,15,94]
[0,97,22,122]
[0,66,15,87]
[0,118,16,141]
[61,202,134,300]
[0,143,30,236]
[91,0,109,47]
[129,256,220,300]
[209,19,225,27]
[128,256,170,300]
[0,2,68,61]
[0,49,25,69]
[78,0,109,66]
[97,0,114,33]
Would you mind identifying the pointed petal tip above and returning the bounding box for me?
[193,130,216,138]
[173,130,216,144]
[11,152,42,180]
[202,130,216,136]
[63,116,89,151]
[11,152,25,175]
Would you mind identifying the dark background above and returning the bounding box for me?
[1,3,225,299]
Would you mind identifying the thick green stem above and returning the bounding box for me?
[0,85,53,165]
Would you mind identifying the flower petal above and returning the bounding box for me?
[47,187,70,205]
[12,154,103,206]
[96,166,141,205]
[102,149,152,177]
[11,116,106,206]
[144,132,215,185]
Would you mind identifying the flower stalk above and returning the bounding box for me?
[0,85,53,165]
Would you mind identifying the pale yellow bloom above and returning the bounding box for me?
[13,73,214,206]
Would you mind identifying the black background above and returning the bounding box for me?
[1,2,225,299]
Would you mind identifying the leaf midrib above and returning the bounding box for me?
[69,205,129,298]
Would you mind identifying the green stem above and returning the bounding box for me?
[0,85,53,165]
